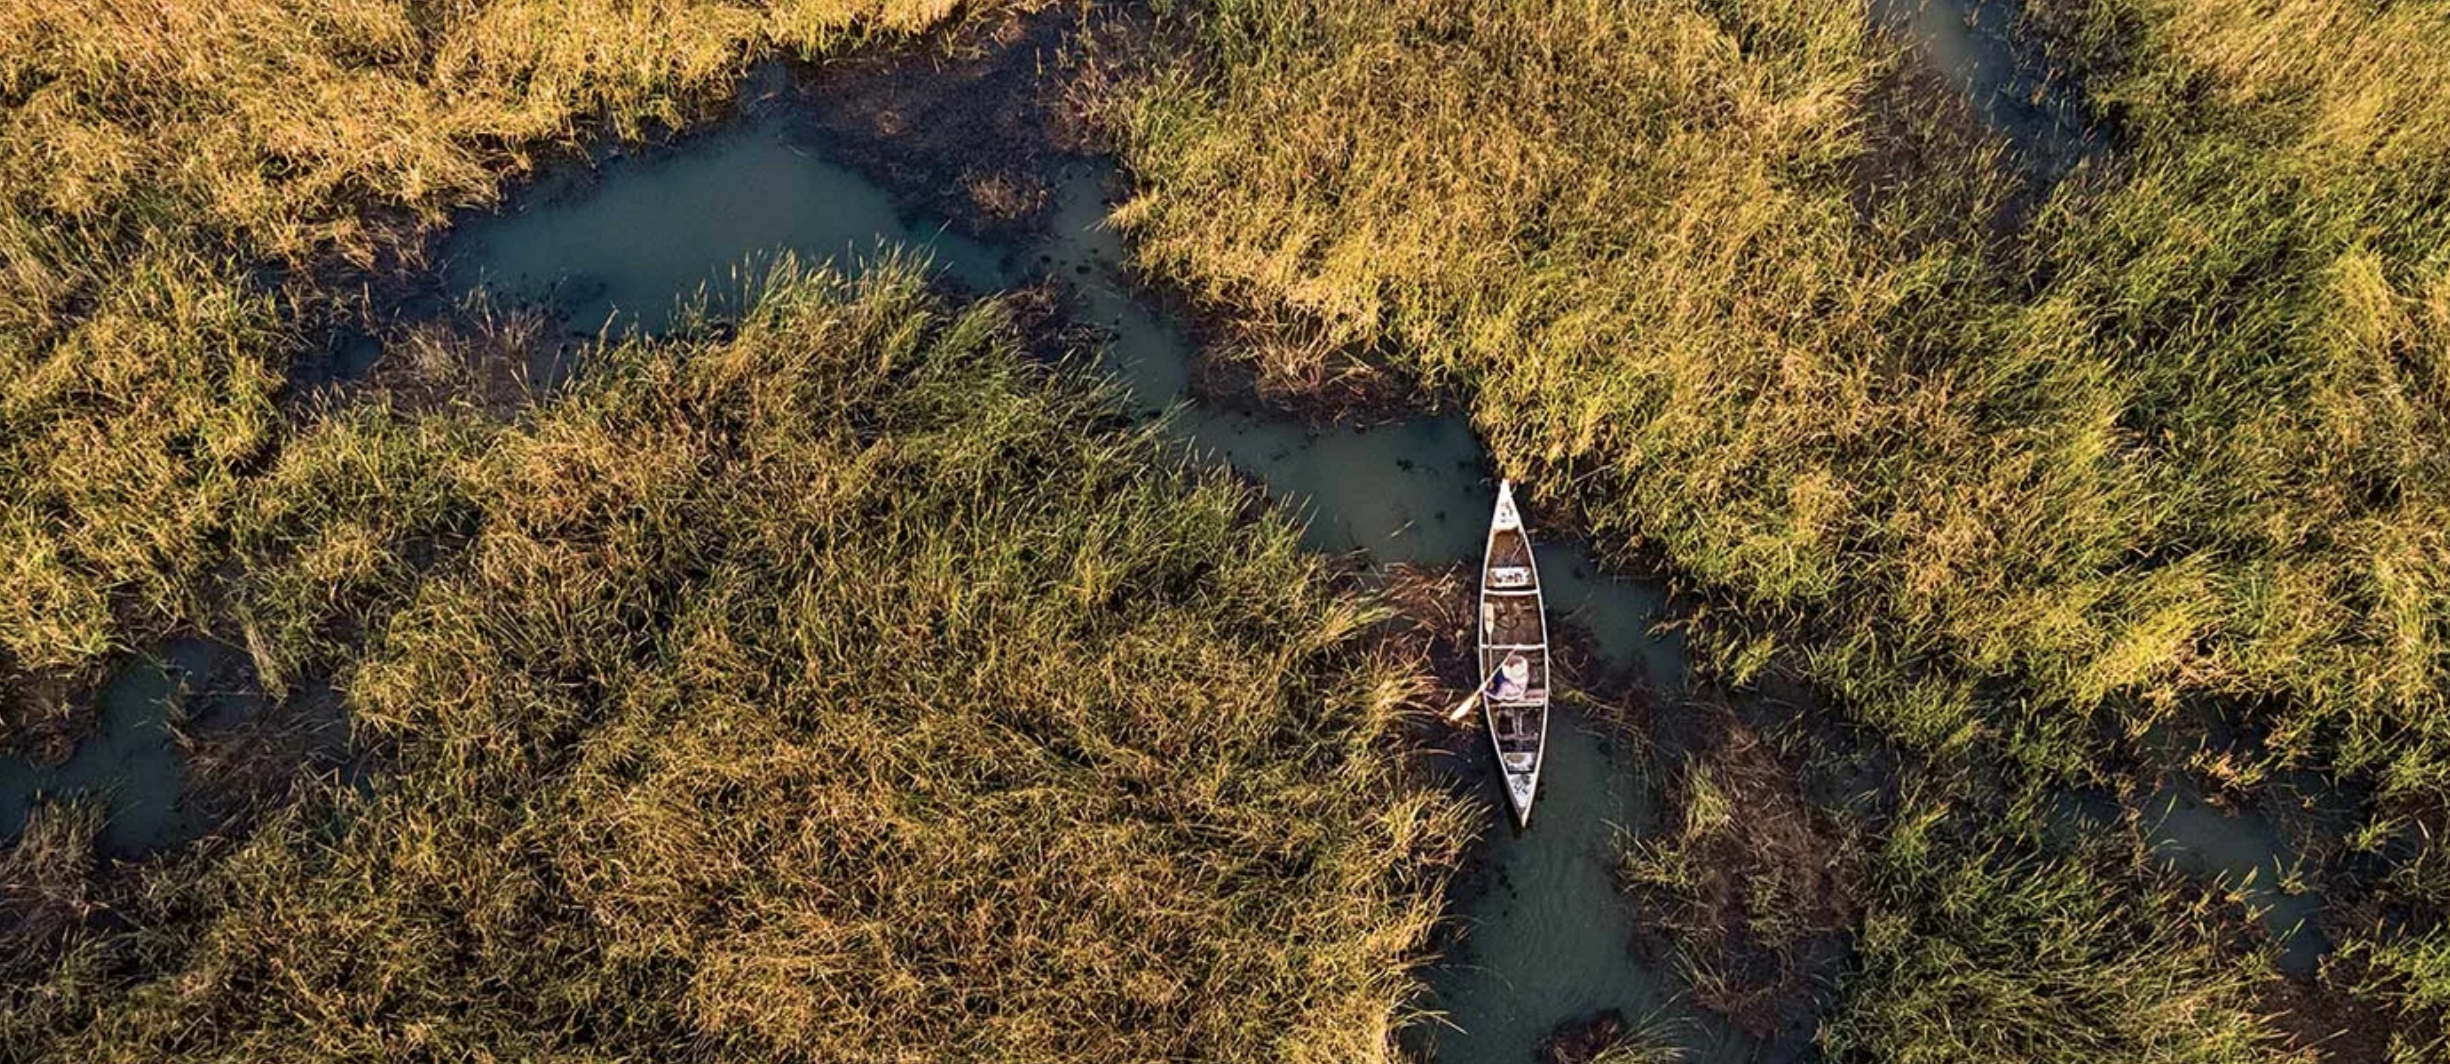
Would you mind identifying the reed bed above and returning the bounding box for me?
[4,0,2443,1054]
[1615,714,1850,1035]
[4,262,1474,1063]
[1824,806,2305,1064]
[0,0,1019,748]
[1113,0,2449,1052]
[1113,0,2449,790]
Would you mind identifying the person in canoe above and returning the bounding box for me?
[1486,652,1532,702]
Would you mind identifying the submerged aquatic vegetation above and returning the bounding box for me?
[5,262,1475,1062]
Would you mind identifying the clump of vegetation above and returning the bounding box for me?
[0,802,106,970]
[1617,711,1850,1035]
[0,245,288,751]
[1536,1008,1684,1064]
[0,0,1025,750]
[5,263,1475,1062]
[2337,927,2450,1064]
[1823,801,2306,1063]
[2326,836,2450,1061]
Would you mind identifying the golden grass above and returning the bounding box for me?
[1825,813,2308,1064]
[1112,0,2450,795]
[0,0,1019,745]
[1116,0,2450,1052]
[5,262,1474,1063]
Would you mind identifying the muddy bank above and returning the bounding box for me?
[1,663,88,768]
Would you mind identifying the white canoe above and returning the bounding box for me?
[1478,479,1549,827]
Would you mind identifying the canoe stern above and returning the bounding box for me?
[1503,772,1537,826]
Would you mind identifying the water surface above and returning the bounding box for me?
[446,121,1015,345]
[2145,775,2330,977]
[0,639,242,856]
[433,80,2339,1054]
[1876,0,2100,183]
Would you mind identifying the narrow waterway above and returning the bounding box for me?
[437,80,2340,1048]
[442,108,1774,1063]
[1,20,2320,1049]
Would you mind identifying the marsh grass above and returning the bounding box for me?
[1113,0,2450,794]
[1615,711,1851,1035]
[1540,1009,1691,1064]
[2329,815,2450,1057]
[1103,7,2450,1053]
[0,802,105,967]
[0,0,1029,748]
[5,261,1475,1062]
[1,245,285,698]
[2338,928,2450,1062]
[1826,818,2308,1063]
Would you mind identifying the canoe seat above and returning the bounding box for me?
[1488,565,1534,588]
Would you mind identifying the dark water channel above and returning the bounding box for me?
[445,108,1767,1063]
[416,81,2349,1052]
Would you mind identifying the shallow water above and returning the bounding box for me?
[1025,165,1746,1058]
[1421,704,1688,1060]
[444,112,1760,1062]
[1010,160,1760,1064]
[1876,0,2099,182]
[444,120,1017,380]
[0,639,241,856]
[2046,768,2331,979]
[2145,775,2330,978]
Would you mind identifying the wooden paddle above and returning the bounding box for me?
[1445,660,1510,723]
